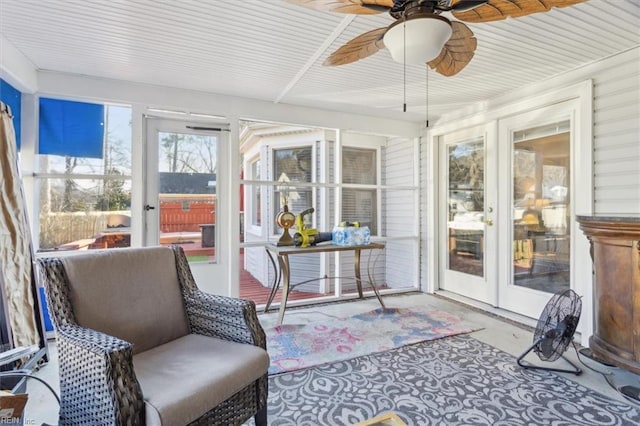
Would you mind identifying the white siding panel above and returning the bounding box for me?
[596,172,640,188]
[384,190,418,238]
[595,89,639,111]
[383,137,419,287]
[594,117,639,138]
[595,186,640,201]
[595,156,640,174]
[244,243,270,288]
[593,131,638,155]
[339,249,386,292]
[385,240,418,289]
[384,139,415,186]
[594,103,639,124]
[288,254,323,293]
[592,53,640,214]
[420,135,429,291]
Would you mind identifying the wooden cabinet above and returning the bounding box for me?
[578,215,640,375]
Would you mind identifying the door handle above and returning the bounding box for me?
[144,204,156,211]
[484,219,494,226]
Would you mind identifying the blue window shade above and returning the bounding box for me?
[0,79,22,149]
[39,98,105,158]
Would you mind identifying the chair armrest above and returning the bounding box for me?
[183,290,266,349]
[171,245,266,349]
[55,324,144,424]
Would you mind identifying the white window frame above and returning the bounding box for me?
[247,155,262,230]
[33,102,133,254]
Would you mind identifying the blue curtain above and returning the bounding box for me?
[39,97,105,158]
[0,79,22,149]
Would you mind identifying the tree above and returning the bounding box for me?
[95,168,131,211]
[61,156,78,212]
[160,133,217,173]
[161,133,183,172]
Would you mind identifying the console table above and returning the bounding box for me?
[264,243,386,324]
[577,215,640,375]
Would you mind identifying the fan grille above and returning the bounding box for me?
[533,289,582,362]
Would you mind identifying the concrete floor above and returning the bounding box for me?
[23,292,640,424]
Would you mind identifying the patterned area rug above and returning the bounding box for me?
[260,335,640,426]
[266,307,477,375]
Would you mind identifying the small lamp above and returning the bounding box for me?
[275,182,295,246]
[383,14,452,64]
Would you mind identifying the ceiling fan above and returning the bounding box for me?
[288,0,588,77]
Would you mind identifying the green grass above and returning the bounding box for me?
[187,255,210,262]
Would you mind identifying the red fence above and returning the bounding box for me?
[159,195,216,233]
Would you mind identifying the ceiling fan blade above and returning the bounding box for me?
[428,21,477,77]
[323,27,387,66]
[452,0,587,23]
[286,0,393,15]
[450,0,489,12]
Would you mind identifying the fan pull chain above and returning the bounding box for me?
[403,20,407,113]
[425,65,429,128]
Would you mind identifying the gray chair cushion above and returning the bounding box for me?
[133,333,270,425]
[61,246,190,354]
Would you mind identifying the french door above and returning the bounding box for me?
[438,124,497,305]
[438,105,578,316]
[435,85,592,337]
[497,103,576,318]
[145,116,229,293]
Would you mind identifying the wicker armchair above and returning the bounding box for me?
[38,245,269,425]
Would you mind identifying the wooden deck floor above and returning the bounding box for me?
[239,273,323,306]
[173,241,322,306]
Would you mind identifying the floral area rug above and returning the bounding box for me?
[265,306,477,375]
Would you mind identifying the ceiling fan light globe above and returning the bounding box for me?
[383,14,452,65]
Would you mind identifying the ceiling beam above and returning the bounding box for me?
[274,15,355,104]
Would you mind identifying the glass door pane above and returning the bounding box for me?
[447,139,485,277]
[512,123,570,293]
[157,131,217,262]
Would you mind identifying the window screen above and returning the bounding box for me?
[342,147,377,233]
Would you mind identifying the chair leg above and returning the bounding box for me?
[254,405,267,426]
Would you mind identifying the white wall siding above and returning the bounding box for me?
[592,53,640,214]
[244,244,269,287]
[420,134,431,292]
[383,188,418,237]
[383,141,415,185]
[383,138,419,289]
[338,249,386,293]
[287,253,323,293]
[385,240,419,289]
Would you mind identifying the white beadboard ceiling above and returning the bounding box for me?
[0,0,638,123]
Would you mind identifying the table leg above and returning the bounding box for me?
[354,249,364,298]
[277,254,290,325]
[264,249,281,313]
[367,251,386,309]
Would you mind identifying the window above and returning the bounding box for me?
[239,122,419,304]
[36,103,132,251]
[342,147,377,233]
[273,147,313,231]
